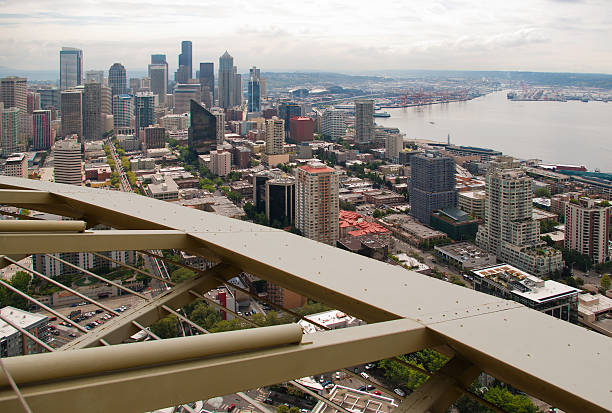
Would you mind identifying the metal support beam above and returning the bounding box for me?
[0,189,53,205]
[0,315,55,353]
[91,251,176,286]
[0,220,86,232]
[0,319,436,413]
[396,357,480,413]
[0,230,194,255]
[63,263,241,349]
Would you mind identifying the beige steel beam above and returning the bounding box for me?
[0,230,194,255]
[0,319,435,413]
[0,189,54,204]
[0,315,55,353]
[0,220,86,232]
[63,263,241,349]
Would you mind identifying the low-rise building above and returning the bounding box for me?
[430,207,480,241]
[472,264,580,323]
[1,152,28,178]
[297,310,364,335]
[577,293,612,337]
[381,214,448,247]
[394,253,430,274]
[458,190,485,218]
[0,306,49,357]
[312,385,397,413]
[435,242,496,270]
[145,174,179,201]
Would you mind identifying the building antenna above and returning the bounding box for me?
[447,133,450,145]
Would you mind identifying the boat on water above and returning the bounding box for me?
[373,112,390,118]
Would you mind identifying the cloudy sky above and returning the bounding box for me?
[0,0,611,75]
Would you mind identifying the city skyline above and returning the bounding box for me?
[0,0,611,75]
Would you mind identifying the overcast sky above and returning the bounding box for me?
[0,0,611,75]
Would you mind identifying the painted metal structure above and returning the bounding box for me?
[0,177,610,413]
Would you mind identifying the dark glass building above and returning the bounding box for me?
[108,63,127,96]
[266,178,295,226]
[188,100,216,154]
[199,62,214,108]
[134,93,155,138]
[278,102,301,132]
[179,41,192,80]
[409,152,458,225]
[248,67,261,112]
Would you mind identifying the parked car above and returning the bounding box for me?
[68,333,76,337]
[365,363,376,370]
[373,391,382,396]
[227,404,236,412]
[393,388,406,397]
[365,385,375,391]
[360,372,370,380]
[357,386,366,392]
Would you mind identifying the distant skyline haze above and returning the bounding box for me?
[0,0,610,76]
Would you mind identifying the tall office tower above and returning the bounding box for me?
[150,54,168,87]
[134,92,155,137]
[233,71,242,107]
[144,126,166,149]
[354,99,374,144]
[385,133,404,161]
[210,150,232,177]
[32,110,52,150]
[1,152,28,178]
[59,47,83,90]
[295,161,340,245]
[265,118,284,155]
[85,70,104,84]
[174,66,190,84]
[108,63,127,97]
[475,157,562,276]
[101,85,112,116]
[27,92,41,114]
[53,138,82,185]
[60,89,83,139]
[0,77,27,113]
[83,82,102,140]
[199,63,214,108]
[321,108,347,140]
[178,41,192,80]
[409,152,457,225]
[112,94,133,129]
[213,109,225,145]
[129,78,141,94]
[565,198,611,264]
[173,84,200,114]
[278,102,301,133]
[218,51,235,109]
[1,107,21,155]
[37,88,60,110]
[188,100,216,154]
[149,64,168,106]
[247,67,261,112]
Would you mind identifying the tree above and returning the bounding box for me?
[339,200,356,211]
[483,386,539,413]
[601,274,611,291]
[288,407,300,413]
[150,315,179,338]
[534,187,551,198]
[170,267,196,284]
[276,405,289,413]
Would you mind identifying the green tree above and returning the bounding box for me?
[150,315,179,339]
[534,187,551,198]
[288,407,300,413]
[170,267,196,284]
[601,274,611,291]
[276,405,289,413]
[339,200,356,211]
[484,386,539,413]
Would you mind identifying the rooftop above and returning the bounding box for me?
[0,306,48,338]
[473,264,580,303]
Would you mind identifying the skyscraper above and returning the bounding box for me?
[83,82,103,141]
[475,157,563,276]
[385,133,404,161]
[265,118,284,155]
[296,162,340,245]
[278,102,301,133]
[248,67,261,112]
[37,88,60,110]
[149,64,168,106]
[1,106,21,156]
[53,138,82,185]
[188,100,216,154]
[218,51,234,109]
[354,99,374,144]
[32,110,52,150]
[173,84,200,114]
[134,92,155,137]
[144,126,166,149]
[213,109,225,145]
[27,92,41,114]
[321,108,347,140]
[565,198,611,264]
[199,63,214,108]
[409,152,458,225]
[0,77,27,113]
[59,47,83,90]
[60,89,83,138]
[178,41,192,80]
[234,71,242,107]
[150,54,168,84]
[108,63,127,96]
[112,95,133,129]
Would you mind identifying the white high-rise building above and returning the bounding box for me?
[354,99,374,144]
[385,133,404,161]
[0,76,27,113]
[265,118,284,155]
[565,198,611,264]
[53,138,82,185]
[213,110,225,145]
[321,108,347,140]
[149,64,168,106]
[112,95,133,129]
[295,162,339,245]
[210,150,232,177]
[476,157,562,277]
